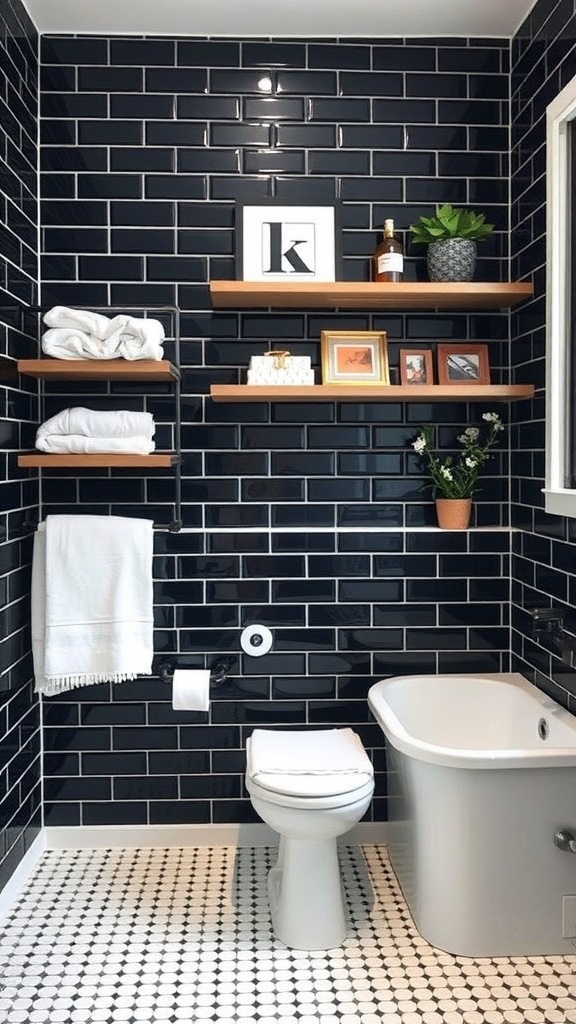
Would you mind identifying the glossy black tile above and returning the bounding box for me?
[339,580,403,603]
[145,68,207,92]
[243,42,306,67]
[309,98,371,121]
[309,151,370,175]
[308,43,370,69]
[373,45,436,71]
[272,533,335,553]
[243,150,305,175]
[41,35,107,63]
[178,40,240,65]
[110,39,175,65]
[242,478,304,502]
[206,579,270,604]
[210,123,271,147]
[177,96,240,120]
[79,67,144,92]
[341,72,403,96]
[272,579,336,603]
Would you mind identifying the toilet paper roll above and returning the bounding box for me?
[172,668,210,712]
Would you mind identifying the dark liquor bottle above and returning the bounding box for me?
[373,219,404,282]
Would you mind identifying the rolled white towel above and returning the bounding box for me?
[36,434,155,454]
[36,407,155,442]
[42,307,165,361]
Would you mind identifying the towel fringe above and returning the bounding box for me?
[37,671,142,696]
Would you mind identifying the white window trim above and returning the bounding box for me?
[544,75,576,518]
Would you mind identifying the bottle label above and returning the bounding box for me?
[377,252,404,273]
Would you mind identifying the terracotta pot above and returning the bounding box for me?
[435,497,472,530]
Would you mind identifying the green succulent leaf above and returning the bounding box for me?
[409,204,495,244]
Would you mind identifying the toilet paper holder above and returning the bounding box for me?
[157,658,230,687]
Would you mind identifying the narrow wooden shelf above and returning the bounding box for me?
[210,384,535,403]
[18,453,174,468]
[17,359,178,381]
[209,280,534,310]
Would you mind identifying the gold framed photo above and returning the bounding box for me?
[399,348,434,386]
[320,330,389,385]
[437,343,490,385]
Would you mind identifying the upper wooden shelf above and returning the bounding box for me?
[17,359,178,381]
[18,453,174,468]
[209,281,534,310]
[210,384,535,403]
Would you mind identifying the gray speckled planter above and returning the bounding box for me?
[427,238,477,281]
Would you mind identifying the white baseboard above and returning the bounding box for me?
[0,832,46,921]
[45,821,388,850]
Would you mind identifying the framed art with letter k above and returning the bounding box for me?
[236,201,342,282]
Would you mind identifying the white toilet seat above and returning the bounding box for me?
[246,772,375,810]
[246,728,375,803]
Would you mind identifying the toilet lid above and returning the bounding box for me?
[246,728,374,798]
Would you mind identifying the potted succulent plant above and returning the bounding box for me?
[408,203,495,282]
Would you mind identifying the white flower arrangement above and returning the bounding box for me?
[411,412,504,499]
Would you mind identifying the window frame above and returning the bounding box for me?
[544,75,576,517]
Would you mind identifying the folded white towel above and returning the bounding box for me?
[36,435,155,454]
[35,407,156,453]
[247,727,374,778]
[42,306,165,361]
[37,407,155,440]
[31,515,154,695]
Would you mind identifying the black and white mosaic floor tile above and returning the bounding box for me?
[0,844,574,1024]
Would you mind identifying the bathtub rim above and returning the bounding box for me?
[367,671,576,769]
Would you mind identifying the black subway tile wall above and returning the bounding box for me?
[36,32,515,828]
[510,0,576,713]
[0,0,41,892]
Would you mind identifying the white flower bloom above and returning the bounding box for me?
[464,427,479,439]
[440,466,453,480]
[482,412,500,424]
[412,437,427,453]
[465,457,477,468]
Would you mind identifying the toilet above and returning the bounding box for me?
[245,726,375,950]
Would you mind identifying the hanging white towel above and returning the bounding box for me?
[35,408,156,454]
[31,515,154,696]
[42,306,165,361]
[247,727,374,779]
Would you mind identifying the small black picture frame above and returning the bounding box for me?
[235,201,342,282]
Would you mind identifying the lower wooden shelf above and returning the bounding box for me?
[18,453,175,468]
[209,384,535,403]
[17,359,178,381]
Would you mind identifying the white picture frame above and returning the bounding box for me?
[235,201,341,282]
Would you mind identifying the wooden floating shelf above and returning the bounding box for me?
[17,359,178,381]
[210,384,535,403]
[18,453,174,468]
[208,385,532,403]
[209,280,534,310]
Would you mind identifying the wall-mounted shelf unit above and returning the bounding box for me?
[17,357,180,469]
[210,384,535,403]
[209,280,534,310]
[16,305,183,530]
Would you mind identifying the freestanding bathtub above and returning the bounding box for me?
[368,672,576,956]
